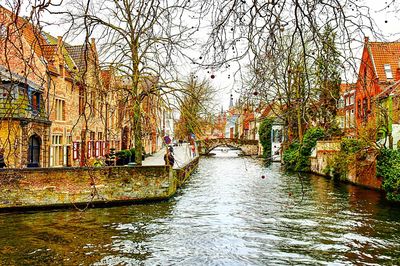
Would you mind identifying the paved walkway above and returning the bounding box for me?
[142,143,195,169]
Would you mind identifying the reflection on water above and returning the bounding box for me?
[0,155,400,265]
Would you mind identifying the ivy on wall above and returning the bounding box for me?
[258,118,274,159]
[377,149,400,202]
[283,127,325,172]
[324,138,366,180]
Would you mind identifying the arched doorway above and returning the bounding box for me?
[28,135,41,167]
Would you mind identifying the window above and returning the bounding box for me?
[95,141,102,157]
[350,109,355,128]
[339,116,344,129]
[87,140,93,158]
[73,141,80,160]
[30,91,41,113]
[55,99,65,121]
[384,64,393,79]
[50,135,63,166]
[349,95,355,105]
[363,98,368,120]
[338,96,344,108]
[102,141,109,156]
[357,99,362,117]
[0,25,6,38]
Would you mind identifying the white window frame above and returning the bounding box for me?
[384,64,393,79]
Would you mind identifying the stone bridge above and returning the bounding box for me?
[197,138,259,156]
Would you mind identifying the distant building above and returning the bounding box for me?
[337,83,356,137]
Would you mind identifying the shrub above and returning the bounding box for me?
[323,138,367,181]
[341,138,366,154]
[283,127,325,172]
[258,118,274,159]
[283,141,300,171]
[130,148,136,161]
[377,148,400,202]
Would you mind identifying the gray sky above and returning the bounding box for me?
[3,0,400,111]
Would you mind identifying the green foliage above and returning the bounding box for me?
[116,149,132,159]
[341,138,366,154]
[258,118,274,158]
[130,148,136,160]
[377,149,400,202]
[283,141,301,171]
[315,25,342,129]
[283,127,325,171]
[325,121,344,138]
[324,138,367,181]
[324,153,350,181]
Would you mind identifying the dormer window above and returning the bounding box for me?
[0,24,6,38]
[384,64,393,79]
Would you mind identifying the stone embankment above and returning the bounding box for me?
[310,140,382,190]
[0,157,199,211]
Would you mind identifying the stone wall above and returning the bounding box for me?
[0,158,199,210]
[310,140,341,175]
[346,151,382,190]
[310,140,382,190]
[240,144,259,155]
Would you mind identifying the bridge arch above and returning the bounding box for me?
[197,138,259,156]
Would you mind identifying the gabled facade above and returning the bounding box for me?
[0,6,122,167]
[0,5,53,167]
[355,37,400,131]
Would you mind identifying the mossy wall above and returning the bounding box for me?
[0,160,199,210]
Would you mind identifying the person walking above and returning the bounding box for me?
[0,148,6,168]
[164,150,175,167]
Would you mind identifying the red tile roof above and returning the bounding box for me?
[376,80,400,100]
[0,5,59,73]
[368,41,400,82]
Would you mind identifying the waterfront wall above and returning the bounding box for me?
[0,157,199,210]
[310,140,382,190]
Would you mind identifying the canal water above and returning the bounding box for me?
[1,150,400,265]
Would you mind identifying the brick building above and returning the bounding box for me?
[355,37,400,131]
[0,6,121,167]
[337,83,356,136]
[0,6,52,167]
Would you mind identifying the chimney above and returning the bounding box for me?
[364,36,369,43]
[57,36,62,46]
[57,36,64,77]
[229,94,234,108]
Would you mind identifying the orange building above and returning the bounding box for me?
[355,37,400,131]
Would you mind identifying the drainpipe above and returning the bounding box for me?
[389,93,394,149]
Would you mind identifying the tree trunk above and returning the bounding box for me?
[134,99,143,165]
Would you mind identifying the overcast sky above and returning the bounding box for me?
[3,0,400,111]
